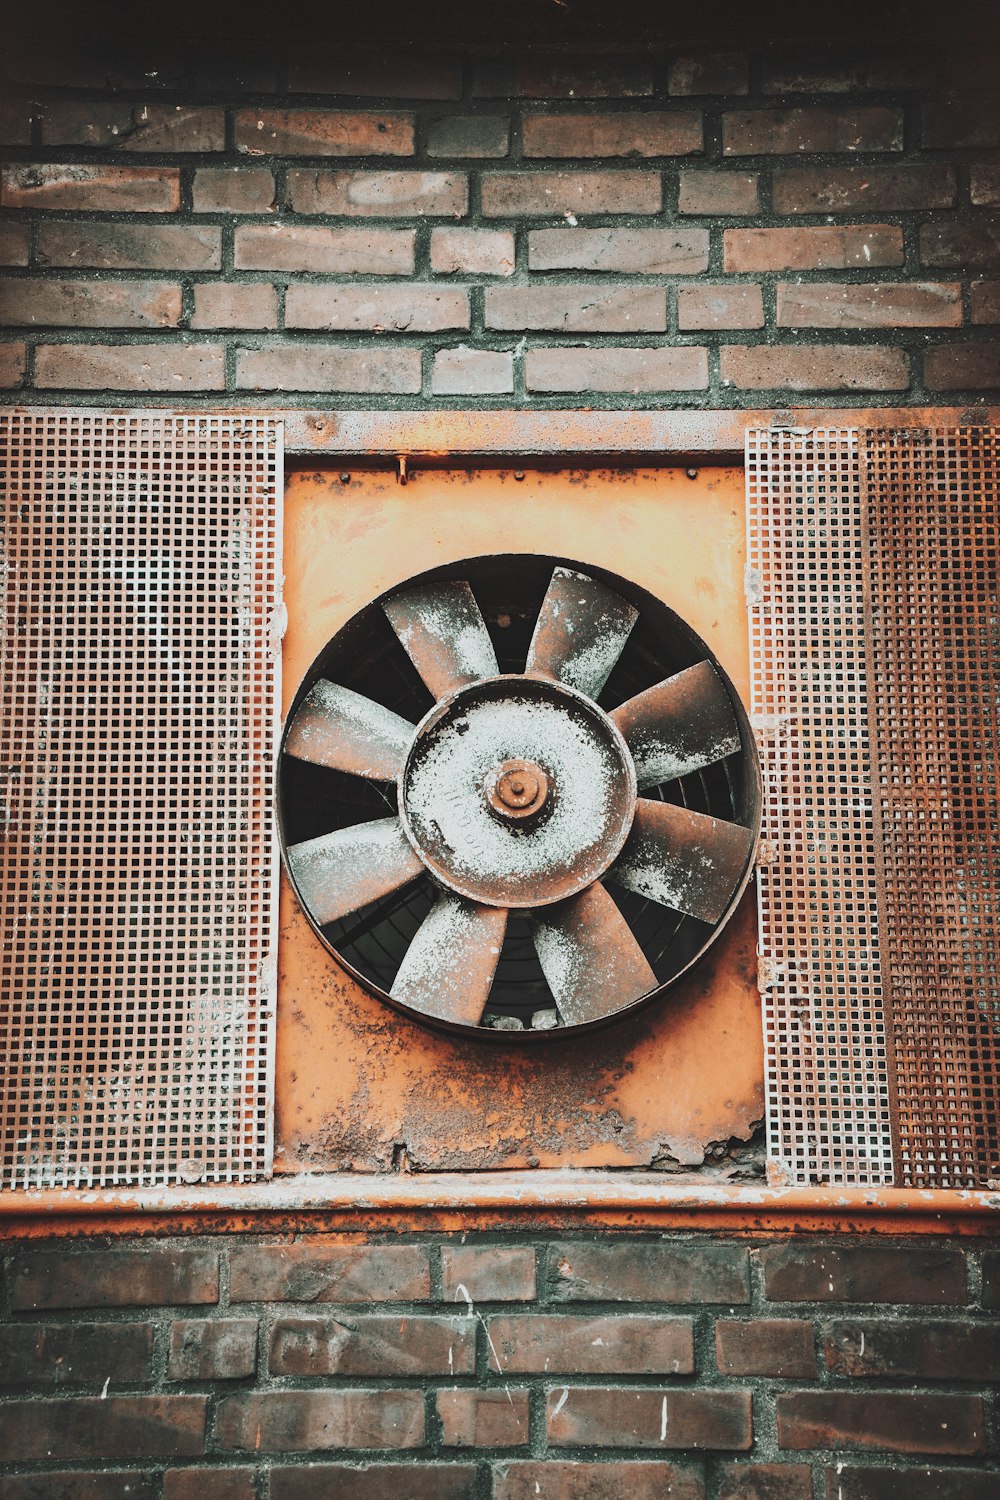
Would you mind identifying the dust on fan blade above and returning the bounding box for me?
[391,893,508,1027]
[611,660,741,791]
[285,679,415,782]
[610,799,753,925]
[533,881,657,1026]
[525,566,638,699]
[286,817,423,926]
[383,579,499,701]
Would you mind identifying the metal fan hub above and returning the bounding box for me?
[399,675,637,910]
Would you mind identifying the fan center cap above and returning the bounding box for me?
[489,759,549,819]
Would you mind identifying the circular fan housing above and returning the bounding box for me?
[278,554,761,1039]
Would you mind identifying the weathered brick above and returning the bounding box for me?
[437,1387,530,1447]
[971,165,1000,206]
[285,283,468,331]
[982,1249,1000,1308]
[1,164,179,212]
[972,281,1000,323]
[431,228,514,275]
[0,1322,154,1387]
[825,1317,1000,1379]
[522,112,702,158]
[236,344,421,394]
[215,1389,424,1452]
[723,107,903,155]
[526,346,708,393]
[678,171,759,216]
[758,1244,967,1304]
[0,1396,207,1459]
[486,285,665,333]
[168,1319,258,1381]
[229,1244,431,1302]
[716,1320,816,1378]
[772,164,956,214]
[762,54,934,93]
[289,170,467,217]
[11,1247,219,1309]
[269,1314,474,1375]
[548,1387,752,1451]
[529,227,708,274]
[924,343,1000,390]
[923,99,1000,149]
[724,226,903,272]
[192,168,276,214]
[669,54,749,96]
[163,1470,256,1500]
[0,98,32,146]
[432,347,513,395]
[472,60,653,99]
[270,1464,477,1500]
[488,1314,694,1374]
[550,1242,750,1303]
[678,285,764,330]
[34,341,225,391]
[287,54,462,100]
[721,344,909,392]
[191,283,277,330]
[777,281,961,329]
[822,1466,1000,1500]
[776,1392,986,1455]
[0,224,29,266]
[441,1244,536,1302]
[0,278,182,328]
[0,1475,158,1500]
[427,115,510,159]
[0,341,26,386]
[719,1464,813,1500]
[41,102,224,152]
[235,224,413,274]
[36,222,221,272]
[234,109,413,157]
[482,171,660,217]
[921,222,1000,270]
[494,1463,704,1500]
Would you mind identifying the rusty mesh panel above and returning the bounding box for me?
[747,429,894,1186]
[863,428,1000,1188]
[0,412,282,1188]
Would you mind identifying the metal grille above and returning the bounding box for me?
[747,429,894,1186]
[0,411,282,1189]
[864,428,1000,1189]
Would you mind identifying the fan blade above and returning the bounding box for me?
[611,660,741,791]
[391,893,507,1027]
[526,566,638,699]
[286,817,423,926]
[533,882,657,1026]
[383,580,499,701]
[610,799,754,924]
[285,679,415,783]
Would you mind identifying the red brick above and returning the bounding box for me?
[485,285,665,333]
[762,55,934,93]
[529,227,707,274]
[286,283,468,331]
[482,171,660,217]
[0,224,29,266]
[437,1387,530,1447]
[236,344,421,394]
[678,171,759,215]
[924,344,1000,390]
[719,1465,813,1500]
[0,342,26,386]
[776,1392,985,1455]
[758,1244,967,1304]
[432,347,513,395]
[972,281,1000,323]
[824,1317,1000,1379]
[163,1472,255,1500]
[526,346,708,393]
[721,345,909,392]
[678,285,764,330]
[215,1389,424,1452]
[777,281,961,329]
[724,225,903,272]
[0,279,182,329]
[234,109,413,157]
[230,1244,430,1302]
[289,170,467,217]
[523,112,702,158]
[724,107,903,156]
[983,1249,1000,1308]
[191,283,277,330]
[0,1396,207,1459]
[923,99,1000,149]
[822,1466,1000,1500]
[35,341,225,391]
[1,164,179,212]
[41,103,224,152]
[11,1247,219,1309]
[0,1475,158,1500]
[669,54,749,96]
[550,1242,750,1303]
[270,1464,477,1500]
[971,165,1000,206]
[287,55,462,100]
[772,164,956,214]
[37,222,221,271]
[426,116,510,159]
[488,1314,694,1374]
[235,224,413,274]
[269,1314,474,1375]
[716,1320,816,1378]
[472,60,653,99]
[0,98,32,145]
[431,228,514,275]
[168,1319,258,1381]
[441,1244,536,1301]
[0,1322,154,1386]
[548,1387,752,1451]
[192,168,275,214]
[493,1462,704,1500]
[921,222,1000,269]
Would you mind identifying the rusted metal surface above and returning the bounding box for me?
[391,894,507,1028]
[534,882,658,1026]
[284,679,412,782]
[612,661,742,791]
[613,800,755,925]
[525,565,638,697]
[285,817,423,927]
[383,578,498,700]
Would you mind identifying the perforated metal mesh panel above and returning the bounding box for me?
[0,411,282,1188]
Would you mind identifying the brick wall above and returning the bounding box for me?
[1,1232,998,1498]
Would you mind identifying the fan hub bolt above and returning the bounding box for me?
[489,759,550,821]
